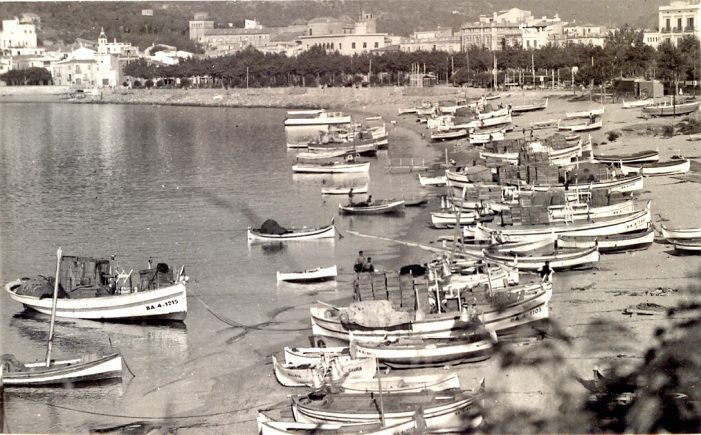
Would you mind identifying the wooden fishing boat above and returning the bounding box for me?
[548,200,635,222]
[418,174,447,187]
[310,282,552,344]
[480,113,512,128]
[333,372,462,394]
[247,220,335,242]
[642,101,700,116]
[272,355,376,388]
[520,174,644,194]
[556,227,654,253]
[565,107,605,119]
[470,130,505,145]
[480,149,518,164]
[530,119,560,129]
[483,245,600,271]
[558,119,603,132]
[397,107,418,115]
[619,158,690,176]
[430,129,468,141]
[277,265,337,283]
[353,335,494,368]
[257,410,426,435]
[5,254,188,321]
[3,248,123,387]
[284,346,349,365]
[431,211,478,228]
[478,107,509,119]
[296,149,349,160]
[339,200,405,215]
[322,184,368,195]
[673,239,701,254]
[661,225,701,240]
[284,110,352,126]
[565,134,580,142]
[475,206,651,242]
[622,99,654,109]
[591,150,659,164]
[510,98,548,113]
[292,161,370,174]
[307,141,378,156]
[291,388,482,430]
[2,353,123,387]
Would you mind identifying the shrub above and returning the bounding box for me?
[144,79,154,88]
[607,130,621,142]
[662,125,674,137]
[133,80,142,88]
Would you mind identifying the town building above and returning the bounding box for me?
[200,28,271,56]
[1,17,43,56]
[298,12,387,56]
[564,25,609,47]
[643,0,701,47]
[189,12,214,44]
[460,8,565,51]
[399,27,462,53]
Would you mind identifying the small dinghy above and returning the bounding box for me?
[272,355,376,387]
[661,225,701,241]
[277,265,337,283]
[339,200,405,215]
[247,219,335,242]
[619,158,690,176]
[673,239,701,255]
[321,184,368,195]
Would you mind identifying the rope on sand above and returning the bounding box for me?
[345,230,448,253]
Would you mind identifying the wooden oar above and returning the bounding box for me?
[45,247,62,367]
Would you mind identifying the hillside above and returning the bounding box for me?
[0,0,667,51]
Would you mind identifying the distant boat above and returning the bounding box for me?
[339,199,405,215]
[483,245,601,271]
[247,220,335,242]
[431,210,478,228]
[418,173,447,187]
[558,119,603,132]
[643,101,700,116]
[556,227,655,253]
[530,118,560,129]
[292,161,370,174]
[619,158,690,176]
[566,107,605,119]
[277,265,338,283]
[257,409,427,435]
[591,150,659,165]
[673,239,701,254]
[284,110,352,126]
[622,99,654,109]
[510,98,548,113]
[430,129,468,141]
[661,225,701,241]
[321,183,368,195]
[272,355,376,387]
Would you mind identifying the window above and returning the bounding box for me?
[363,42,367,48]
[666,18,671,30]
[339,43,342,50]
[688,17,694,30]
[374,42,379,48]
[677,18,682,30]
[352,42,356,49]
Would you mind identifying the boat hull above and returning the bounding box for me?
[354,338,493,368]
[3,354,122,386]
[642,102,700,116]
[620,159,690,176]
[277,266,337,283]
[556,227,654,253]
[661,225,701,240]
[483,247,600,271]
[247,224,335,242]
[339,201,405,215]
[5,280,187,321]
[292,162,370,174]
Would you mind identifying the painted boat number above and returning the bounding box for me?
[510,306,541,322]
[146,299,179,310]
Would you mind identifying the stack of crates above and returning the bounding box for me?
[354,273,375,301]
[385,271,403,310]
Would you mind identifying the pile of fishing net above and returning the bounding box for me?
[13,275,69,298]
[259,219,289,235]
[342,300,412,328]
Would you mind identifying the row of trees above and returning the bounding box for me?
[123,27,699,90]
[0,67,53,86]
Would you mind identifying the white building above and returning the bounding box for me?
[1,17,41,55]
[644,0,701,47]
[298,11,387,55]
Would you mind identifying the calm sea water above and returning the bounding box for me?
[0,102,434,433]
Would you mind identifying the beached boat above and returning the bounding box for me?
[321,184,368,195]
[480,149,518,164]
[353,334,494,369]
[295,149,349,160]
[418,173,447,187]
[257,410,426,435]
[548,200,635,222]
[480,113,512,128]
[5,254,188,321]
[291,388,482,430]
[284,110,352,126]
[248,219,335,242]
[292,161,370,174]
[431,210,478,228]
[673,240,701,254]
[478,107,509,120]
[591,150,659,165]
[521,174,644,194]
[333,372,462,394]
[3,248,124,387]
[558,119,603,132]
[556,227,655,253]
[470,129,505,145]
[619,158,690,176]
[310,282,552,344]
[483,245,600,270]
[339,200,405,215]
[642,101,700,116]
[510,98,548,113]
[530,119,560,129]
[622,99,654,109]
[284,346,348,365]
[661,225,701,240]
[431,129,468,141]
[277,265,337,283]
[475,206,651,242]
[566,107,605,119]
[272,355,376,387]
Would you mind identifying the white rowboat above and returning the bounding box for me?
[277,265,337,283]
[661,225,701,240]
[619,159,690,176]
[292,162,370,174]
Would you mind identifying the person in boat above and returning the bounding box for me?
[363,257,375,272]
[348,187,354,206]
[538,261,554,283]
[589,113,595,125]
[358,195,372,207]
[354,251,366,273]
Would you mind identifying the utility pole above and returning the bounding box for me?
[369,58,372,86]
[246,66,249,88]
[531,52,535,88]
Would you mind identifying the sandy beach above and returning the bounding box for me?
[3,84,699,432]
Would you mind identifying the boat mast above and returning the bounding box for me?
[376,357,385,426]
[45,247,62,367]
